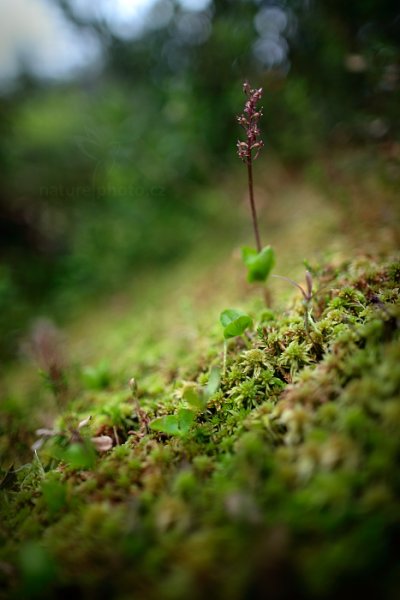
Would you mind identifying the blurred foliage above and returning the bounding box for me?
[0,0,399,360]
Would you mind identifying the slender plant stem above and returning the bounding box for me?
[223,340,228,376]
[247,159,262,252]
[304,303,310,336]
[34,450,45,478]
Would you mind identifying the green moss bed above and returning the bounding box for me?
[1,255,400,600]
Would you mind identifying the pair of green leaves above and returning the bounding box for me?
[149,367,220,437]
[182,366,220,411]
[149,408,195,437]
[220,309,253,339]
[242,245,275,283]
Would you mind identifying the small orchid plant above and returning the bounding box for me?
[237,82,275,283]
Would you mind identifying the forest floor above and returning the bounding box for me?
[1,150,399,599]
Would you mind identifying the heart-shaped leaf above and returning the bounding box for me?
[149,415,181,436]
[242,245,275,282]
[220,309,253,339]
[150,409,196,436]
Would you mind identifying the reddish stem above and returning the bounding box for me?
[247,159,262,252]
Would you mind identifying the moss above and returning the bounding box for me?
[1,256,400,599]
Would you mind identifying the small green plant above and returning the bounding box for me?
[182,366,220,412]
[149,408,196,437]
[220,308,253,374]
[242,245,275,283]
[149,367,220,437]
[237,82,275,284]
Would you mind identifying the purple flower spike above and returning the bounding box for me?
[236,81,264,252]
[236,82,264,164]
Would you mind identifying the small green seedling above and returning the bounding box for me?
[183,366,221,411]
[242,245,275,283]
[149,367,220,436]
[220,309,253,339]
[220,309,253,374]
[149,408,195,437]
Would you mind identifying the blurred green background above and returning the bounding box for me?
[0,0,399,362]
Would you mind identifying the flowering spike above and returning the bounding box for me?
[237,84,264,164]
[236,81,264,252]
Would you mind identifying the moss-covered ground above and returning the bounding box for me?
[1,155,400,599]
